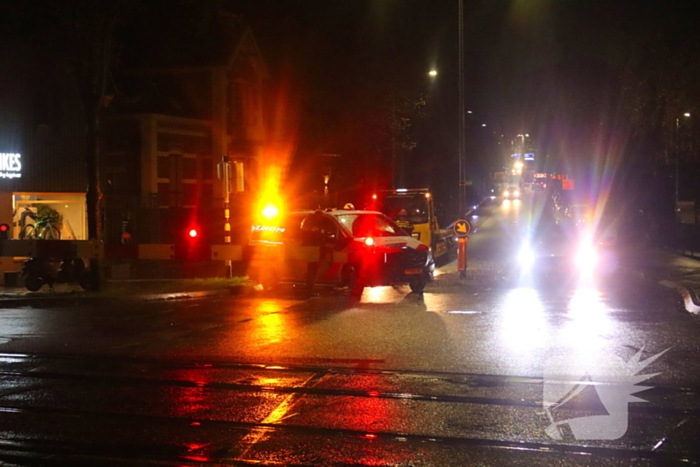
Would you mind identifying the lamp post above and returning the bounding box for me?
[458,0,466,219]
[675,112,691,222]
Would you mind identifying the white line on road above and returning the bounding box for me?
[235,372,328,460]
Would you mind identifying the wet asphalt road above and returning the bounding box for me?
[0,194,699,466]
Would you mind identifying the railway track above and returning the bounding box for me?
[0,351,697,466]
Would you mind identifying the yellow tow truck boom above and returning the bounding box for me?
[376,188,455,259]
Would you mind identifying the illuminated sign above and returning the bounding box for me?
[524,153,535,161]
[251,225,285,233]
[0,153,22,179]
[511,153,521,158]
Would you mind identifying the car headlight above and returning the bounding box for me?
[514,190,520,197]
[504,190,510,197]
[575,244,598,270]
[518,244,535,268]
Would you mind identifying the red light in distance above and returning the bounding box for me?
[188,228,198,238]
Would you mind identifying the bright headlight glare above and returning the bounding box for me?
[518,245,535,267]
[576,244,598,270]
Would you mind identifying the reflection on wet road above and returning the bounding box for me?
[0,194,698,465]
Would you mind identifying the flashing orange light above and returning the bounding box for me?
[188,228,199,239]
[364,237,375,246]
[425,193,431,198]
[261,203,280,220]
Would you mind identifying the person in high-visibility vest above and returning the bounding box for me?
[395,209,414,235]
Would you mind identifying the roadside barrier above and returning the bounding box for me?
[0,241,345,263]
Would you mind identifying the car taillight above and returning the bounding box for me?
[364,237,375,246]
[416,243,429,252]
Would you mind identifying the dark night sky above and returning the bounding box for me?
[225,1,694,155]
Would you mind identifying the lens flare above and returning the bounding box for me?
[261,203,280,220]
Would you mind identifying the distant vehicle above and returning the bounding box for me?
[376,188,456,261]
[249,209,435,295]
[503,185,521,199]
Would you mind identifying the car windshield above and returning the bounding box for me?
[380,195,430,224]
[336,213,405,237]
[530,220,580,245]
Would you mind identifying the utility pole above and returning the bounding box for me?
[457,0,468,280]
[218,157,233,278]
[458,0,466,218]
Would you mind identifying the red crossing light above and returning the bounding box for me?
[188,228,199,239]
[0,223,8,240]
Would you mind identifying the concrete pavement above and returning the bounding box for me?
[0,278,246,306]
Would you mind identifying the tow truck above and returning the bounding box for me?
[373,188,456,261]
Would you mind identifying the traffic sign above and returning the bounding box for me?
[453,219,471,237]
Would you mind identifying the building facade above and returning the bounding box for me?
[104,13,269,244]
[0,13,270,281]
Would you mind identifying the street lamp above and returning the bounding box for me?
[675,113,691,222]
[428,70,438,77]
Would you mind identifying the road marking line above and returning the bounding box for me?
[236,372,327,460]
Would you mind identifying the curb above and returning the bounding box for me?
[0,295,107,308]
[0,288,231,307]
[657,280,700,315]
[622,265,700,316]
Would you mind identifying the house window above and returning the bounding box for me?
[201,158,213,180]
[182,157,197,180]
[157,157,170,179]
[202,184,214,206]
[228,81,243,128]
[183,183,197,207]
[157,182,170,207]
[244,83,260,126]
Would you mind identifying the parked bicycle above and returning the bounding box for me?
[17,205,61,240]
[19,221,61,240]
